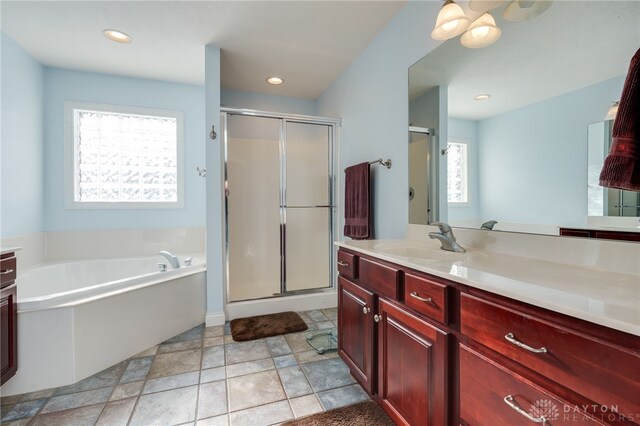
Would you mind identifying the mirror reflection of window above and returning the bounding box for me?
[447,141,468,204]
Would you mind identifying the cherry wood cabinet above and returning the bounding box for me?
[461,293,640,419]
[1,252,18,385]
[338,276,375,394]
[337,247,640,426]
[337,253,448,425]
[559,228,640,242]
[377,298,448,426]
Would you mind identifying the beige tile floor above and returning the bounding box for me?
[0,309,370,426]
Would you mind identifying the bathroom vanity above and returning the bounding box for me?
[1,249,18,385]
[336,241,639,426]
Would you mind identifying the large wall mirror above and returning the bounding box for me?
[408,1,640,236]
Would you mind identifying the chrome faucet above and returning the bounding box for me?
[481,220,498,230]
[158,251,180,269]
[429,222,466,253]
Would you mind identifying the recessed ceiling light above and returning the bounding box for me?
[103,29,132,44]
[266,77,284,85]
[474,94,491,101]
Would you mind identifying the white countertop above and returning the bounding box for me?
[336,239,640,337]
[1,247,21,256]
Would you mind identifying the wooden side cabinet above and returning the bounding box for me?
[1,252,18,385]
[377,298,448,426]
[338,276,376,394]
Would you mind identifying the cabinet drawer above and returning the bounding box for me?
[461,293,640,419]
[404,272,449,324]
[337,251,358,280]
[0,257,16,289]
[460,344,606,426]
[359,257,399,299]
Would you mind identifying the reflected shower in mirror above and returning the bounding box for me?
[588,120,640,219]
[408,0,640,236]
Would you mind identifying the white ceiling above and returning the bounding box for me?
[1,1,405,99]
[409,1,640,120]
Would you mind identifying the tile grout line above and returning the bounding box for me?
[223,324,231,426]
[193,327,204,425]
[93,360,129,425]
[270,340,296,423]
[126,345,163,426]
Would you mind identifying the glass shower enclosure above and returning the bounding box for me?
[222,109,338,302]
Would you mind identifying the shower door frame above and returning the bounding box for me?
[221,107,340,303]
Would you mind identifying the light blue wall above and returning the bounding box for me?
[448,118,479,222]
[221,89,316,116]
[1,33,44,238]
[476,76,625,227]
[204,46,224,322]
[42,68,206,231]
[409,88,439,129]
[316,2,442,239]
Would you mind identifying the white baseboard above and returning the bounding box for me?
[205,311,226,326]
[225,291,338,321]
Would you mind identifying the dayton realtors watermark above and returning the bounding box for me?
[530,400,637,423]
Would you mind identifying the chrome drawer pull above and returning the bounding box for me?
[362,306,371,315]
[0,269,14,275]
[504,395,547,423]
[337,261,350,267]
[373,314,381,323]
[410,292,433,303]
[505,333,548,354]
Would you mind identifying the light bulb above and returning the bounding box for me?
[431,0,471,41]
[461,13,502,49]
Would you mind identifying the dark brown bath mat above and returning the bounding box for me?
[230,311,308,341]
[281,400,394,426]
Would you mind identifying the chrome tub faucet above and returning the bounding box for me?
[429,222,466,253]
[158,251,180,269]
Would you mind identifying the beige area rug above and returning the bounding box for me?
[230,311,308,342]
[281,401,395,426]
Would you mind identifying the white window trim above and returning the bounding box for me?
[64,101,185,209]
[447,137,470,207]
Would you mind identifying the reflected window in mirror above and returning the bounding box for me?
[447,140,469,204]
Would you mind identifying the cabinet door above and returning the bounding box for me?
[1,285,17,385]
[338,276,375,394]
[377,298,448,426]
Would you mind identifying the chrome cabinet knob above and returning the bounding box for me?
[373,314,381,323]
[362,306,371,315]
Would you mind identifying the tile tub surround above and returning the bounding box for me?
[0,227,205,270]
[0,308,370,426]
[337,236,640,336]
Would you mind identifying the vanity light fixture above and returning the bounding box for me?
[474,94,491,100]
[431,0,471,41]
[266,77,284,85]
[461,13,502,48]
[605,101,619,121]
[431,0,552,48]
[103,29,132,43]
[503,0,553,22]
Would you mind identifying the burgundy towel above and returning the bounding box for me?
[599,47,640,191]
[344,162,372,240]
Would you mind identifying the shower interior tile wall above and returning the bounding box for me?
[0,309,368,426]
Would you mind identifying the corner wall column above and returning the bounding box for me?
[204,44,225,326]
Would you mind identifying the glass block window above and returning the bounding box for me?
[447,141,468,204]
[66,102,183,208]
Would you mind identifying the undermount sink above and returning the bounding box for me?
[373,242,468,262]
